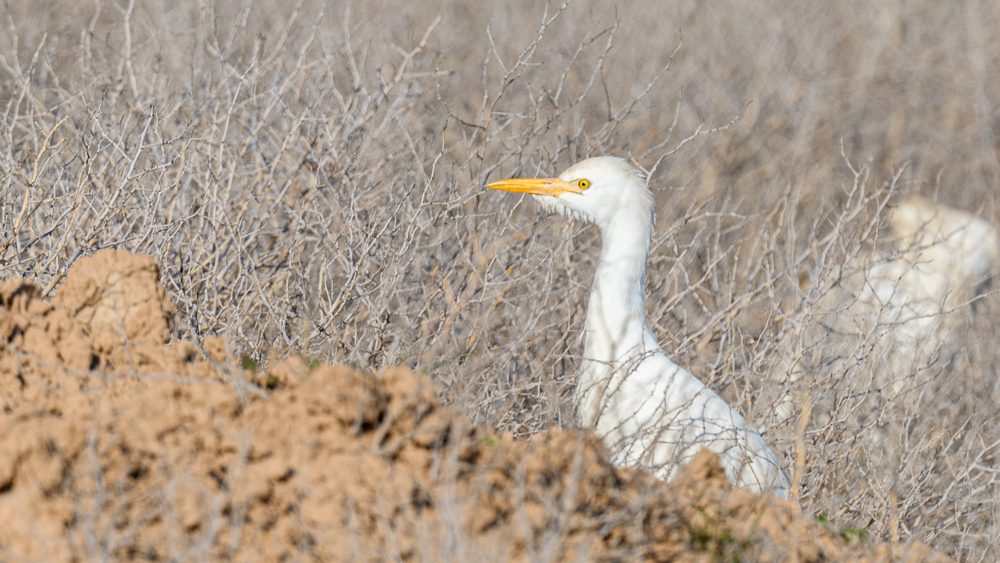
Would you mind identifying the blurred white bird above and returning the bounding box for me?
[807,196,1000,397]
[488,156,790,498]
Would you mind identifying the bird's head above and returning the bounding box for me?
[487,156,652,227]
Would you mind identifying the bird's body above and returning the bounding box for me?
[488,156,789,498]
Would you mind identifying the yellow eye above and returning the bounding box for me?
[578,179,591,190]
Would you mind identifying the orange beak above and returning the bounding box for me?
[486,177,582,198]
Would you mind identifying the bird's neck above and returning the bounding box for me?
[578,206,658,425]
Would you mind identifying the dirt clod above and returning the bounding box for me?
[0,250,951,561]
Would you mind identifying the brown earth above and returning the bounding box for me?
[0,249,950,562]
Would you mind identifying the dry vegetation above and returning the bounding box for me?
[1,0,999,560]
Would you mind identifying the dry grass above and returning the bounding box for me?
[2,0,999,559]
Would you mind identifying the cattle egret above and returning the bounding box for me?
[804,196,999,396]
[773,196,1000,448]
[488,156,790,498]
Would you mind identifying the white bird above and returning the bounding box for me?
[488,156,790,499]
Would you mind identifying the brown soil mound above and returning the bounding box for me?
[0,250,950,561]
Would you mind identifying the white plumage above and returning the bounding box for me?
[488,156,789,499]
